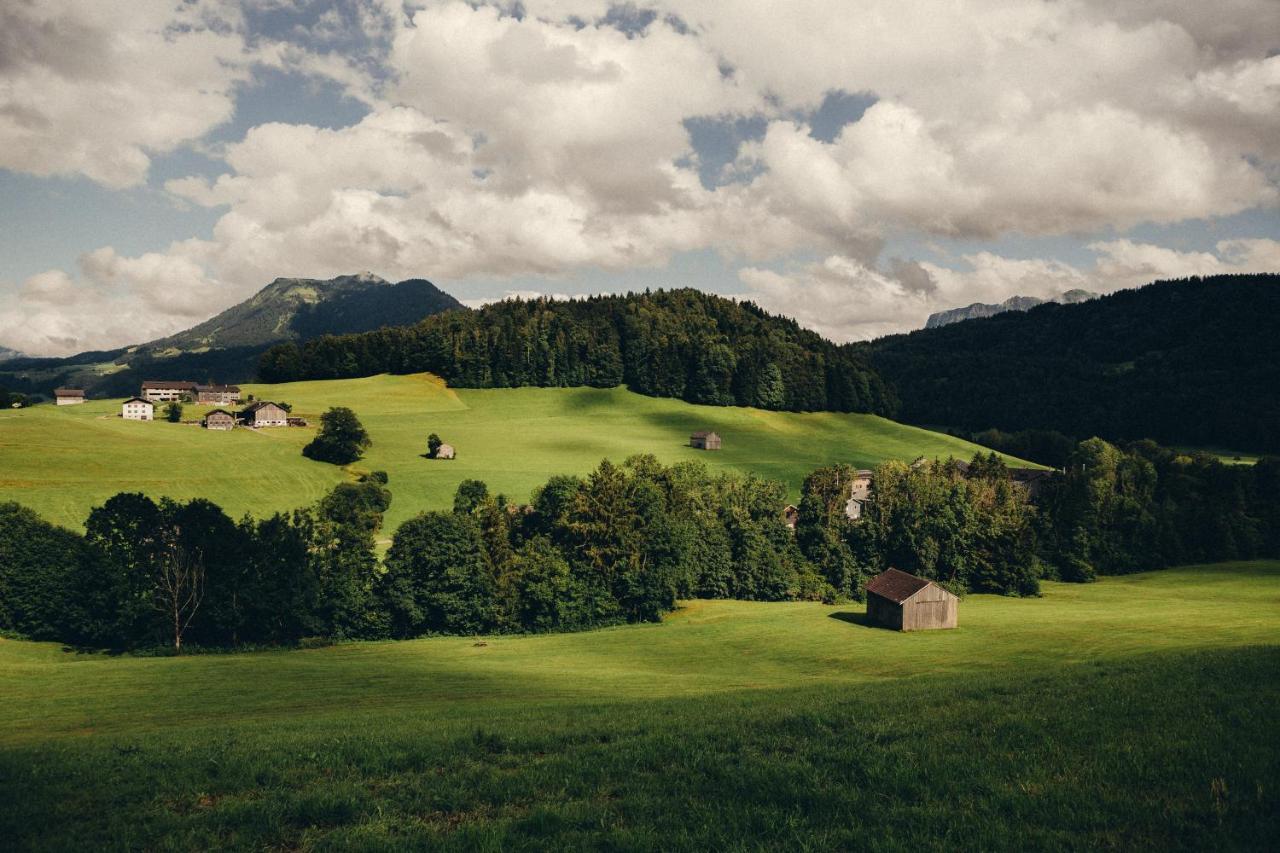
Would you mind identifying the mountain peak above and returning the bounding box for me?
[925,289,1100,329]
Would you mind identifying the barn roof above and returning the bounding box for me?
[53,387,85,397]
[196,384,241,393]
[690,430,719,438]
[865,568,934,604]
[141,380,198,390]
[205,408,234,417]
[241,401,282,413]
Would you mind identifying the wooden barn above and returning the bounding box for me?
[690,430,721,450]
[865,568,958,631]
[54,388,86,406]
[240,401,287,428]
[436,442,456,459]
[203,409,236,430]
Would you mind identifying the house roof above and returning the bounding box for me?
[852,469,873,478]
[691,430,719,438]
[865,568,935,604]
[121,397,152,405]
[141,380,198,390]
[205,408,234,418]
[196,384,241,393]
[241,401,283,413]
[53,387,85,397]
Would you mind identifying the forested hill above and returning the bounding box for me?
[260,289,897,415]
[865,274,1280,452]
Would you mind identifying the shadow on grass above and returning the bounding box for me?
[828,611,888,630]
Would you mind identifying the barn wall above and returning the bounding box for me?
[902,586,958,631]
[867,594,903,630]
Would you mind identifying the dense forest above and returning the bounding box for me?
[865,274,1280,452]
[259,289,897,414]
[3,440,1277,650]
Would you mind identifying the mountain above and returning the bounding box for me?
[259,288,896,415]
[0,345,24,361]
[866,274,1280,452]
[0,273,464,399]
[925,289,1098,328]
[141,273,462,353]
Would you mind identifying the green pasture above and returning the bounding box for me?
[1,562,1277,849]
[0,374,1034,532]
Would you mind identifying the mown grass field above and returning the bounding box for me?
[1,562,1277,850]
[0,374,1033,532]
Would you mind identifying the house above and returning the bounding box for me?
[196,384,241,405]
[845,469,874,520]
[54,388,86,406]
[121,397,154,420]
[240,401,287,427]
[864,568,959,631]
[1009,467,1053,499]
[783,504,799,529]
[203,409,236,430]
[436,442,456,459]
[141,380,198,402]
[690,430,722,450]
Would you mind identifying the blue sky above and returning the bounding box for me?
[1,0,1277,355]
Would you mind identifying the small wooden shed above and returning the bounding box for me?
[436,442,456,459]
[690,430,721,450]
[865,568,958,631]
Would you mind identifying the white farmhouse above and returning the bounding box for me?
[122,397,155,421]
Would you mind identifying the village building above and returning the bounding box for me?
[690,430,722,450]
[436,442,456,459]
[865,568,959,631]
[783,504,799,529]
[196,384,242,405]
[203,409,236,430]
[121,397,154,420]
[54,388,86,406]
[141,380,198,402]
[240,401,288,428]
[1009,467,1053,499]
[845,469,874,520]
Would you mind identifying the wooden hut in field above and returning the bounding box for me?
[865,568,958,631]
[436,442,456,459]
[690,430,721,450]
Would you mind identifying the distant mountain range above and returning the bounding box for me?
[925,289,1098,328]
[0,273,463,398]
[0,345,24,361]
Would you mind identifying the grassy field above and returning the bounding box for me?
[1,562,1276,850]
[0,374,1034,532]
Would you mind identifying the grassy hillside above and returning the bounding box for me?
[0,562,1275,849]
[0,373,1034,532]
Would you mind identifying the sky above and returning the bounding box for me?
[0,0,1277,356]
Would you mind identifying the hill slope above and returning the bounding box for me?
[0,373,1028,532]
[868,273,1280,451]
[0,273,463,398]
[260,288,896,415]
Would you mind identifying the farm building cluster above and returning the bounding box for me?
[782,456,1051,530]
[119,381,303,430]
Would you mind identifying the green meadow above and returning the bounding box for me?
[0,373,1033,532]
[0,562,1276,849]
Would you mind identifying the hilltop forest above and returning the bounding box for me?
[866,274,1280,452]
[260,289,897,414]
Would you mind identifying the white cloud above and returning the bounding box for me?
[0,0,254,188]
[741,238,1280,342]
[2,0,1278,354]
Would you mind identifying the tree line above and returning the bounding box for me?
[259,289,897,415]
[3,444,1278,651]
[865,274,1280,452]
